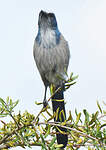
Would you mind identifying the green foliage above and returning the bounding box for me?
[0,73,106,150]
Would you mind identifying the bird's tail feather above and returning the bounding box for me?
[51,86,68,148]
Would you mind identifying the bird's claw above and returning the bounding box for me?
[43,99,48,108]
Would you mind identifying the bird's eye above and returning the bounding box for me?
[48,13,55,21]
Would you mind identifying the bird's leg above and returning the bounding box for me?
[43,86,48,107]
[60,81,65,91]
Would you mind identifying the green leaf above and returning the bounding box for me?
[55,107,59,121]
[70,72,73,79]
[46,110,52,117]
[35,132,39,141]
[0,113,9,117]
[44,125,51,138]
[10,99,12,106]
[48,137,56,147]
[67,111,72,121]
[83,109,89,125]
[71,75,79,81]
[13,100,19,108]
[40,134,45,145]
[97,101,102,113]
[89,111,99,125]
[59,109,65,122]
[47,113,55,122]
[75,113,81,125]
[75,108,78,116]
[0,98,5,106]
[6,96,9,104]
[35,101,42,105]
[55,144,63,148]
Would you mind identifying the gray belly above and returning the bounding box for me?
[36,46,68,86]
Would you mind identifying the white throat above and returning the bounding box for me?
[40,29,56,48]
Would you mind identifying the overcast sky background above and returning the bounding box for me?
[0,0,106,150]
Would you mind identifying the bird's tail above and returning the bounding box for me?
[51,85,68,148]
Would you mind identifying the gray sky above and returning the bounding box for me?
[0,0,106,149]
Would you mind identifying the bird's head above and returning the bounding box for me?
[36,10,60,46]
[38,10,58,30]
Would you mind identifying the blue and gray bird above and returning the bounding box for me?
[33,10,70,148]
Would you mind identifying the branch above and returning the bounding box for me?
[38,122,98,141]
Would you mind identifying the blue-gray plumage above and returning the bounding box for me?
[33,10,70,107]
[33,10,70,148]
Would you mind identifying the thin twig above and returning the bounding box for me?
[0,141,42,149]
[34,77,76,122]
[38,122,98,141]
[98,114,106,120]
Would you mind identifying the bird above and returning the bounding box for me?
[33,10,70,148]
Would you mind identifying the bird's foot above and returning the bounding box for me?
[43,99,48,108]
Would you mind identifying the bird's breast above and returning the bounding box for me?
[40,29,57,49]
[34,33,70,85]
